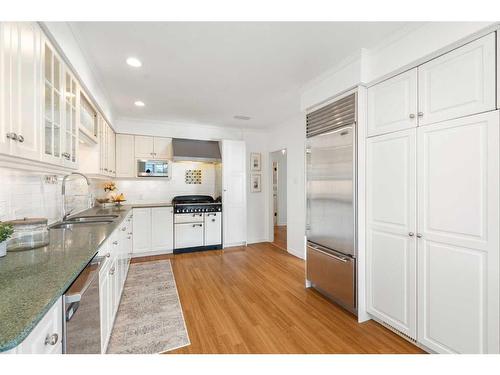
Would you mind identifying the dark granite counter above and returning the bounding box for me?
[0,206,132,352]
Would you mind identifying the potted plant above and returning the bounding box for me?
[0,222,14,257]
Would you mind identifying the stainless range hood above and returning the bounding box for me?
[172,138,221,163]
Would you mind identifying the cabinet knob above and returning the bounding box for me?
[128,232,133,235]
[105,252,111,258]
[417,233,423,238]
[45,333,59,346]
[409,114,415,119]
[127,236,131,240]
[408,232,414,237]
[17,134,24,143]
[417,112,424,117]
[110,267,115,275]
[113,241,118,245]
[121,227,126,231]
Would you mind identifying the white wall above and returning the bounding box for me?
[267,114,306,259]
[115,117,245,141]
[42,22,115,125]
[270,150,287,226]
[243,130,270,244]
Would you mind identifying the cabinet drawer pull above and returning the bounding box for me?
[6,132,18,141]
[121,227,126,231]
[17,134,24,143]
[45,333,59,346]
[113,241,118,245]
[127,236,131,239]
[417,112,424,117]
[128,232,133,235]
[416,233,423,238]
[192,224,203,228]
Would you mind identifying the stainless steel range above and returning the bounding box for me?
[172,195,222,254]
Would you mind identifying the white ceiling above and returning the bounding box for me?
[70,22,408,129]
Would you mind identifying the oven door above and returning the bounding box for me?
[174,222,204,249]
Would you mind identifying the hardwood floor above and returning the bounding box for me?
[133,243,424,354]
[272,225,287,250]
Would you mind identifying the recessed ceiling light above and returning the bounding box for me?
[134,101,145,107]
[126,57,142,68]
[234,115,251,120]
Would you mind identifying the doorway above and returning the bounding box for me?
[269,149,287,250]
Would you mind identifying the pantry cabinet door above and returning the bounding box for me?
[134,135,154,159]
[132,208,152,254]
[418,33,496,127]
[153,137,172,159]
[367,68,417,137]
[151,207,174,253]
[366,129,417,339]
[222,140,247,247]
[417,111,499,353]
[116,134,135,177]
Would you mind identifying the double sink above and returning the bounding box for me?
[49,214,119,230]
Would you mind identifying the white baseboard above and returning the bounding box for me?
[131,249,173,258]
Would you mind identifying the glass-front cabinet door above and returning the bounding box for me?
[79,90,98,143]
[42,39,62,164]
[62,68,79,168]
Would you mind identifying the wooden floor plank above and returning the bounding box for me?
[134,243,424,354]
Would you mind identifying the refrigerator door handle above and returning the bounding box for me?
[308,243,350,263]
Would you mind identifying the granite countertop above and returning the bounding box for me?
[0,206,132,352]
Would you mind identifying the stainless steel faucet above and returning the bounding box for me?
[61,172,91,221]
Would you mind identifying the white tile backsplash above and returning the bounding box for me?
[112,162,220,204]
[0,167,96,224]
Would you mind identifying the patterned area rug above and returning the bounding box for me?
[107,260,190,354]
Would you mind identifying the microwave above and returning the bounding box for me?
[137,160,170,177]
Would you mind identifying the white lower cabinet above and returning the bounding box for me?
[99,211,133,353]
[17,297,63,354]
[204,212,222,246]
[366,111,500,353]
[133,207,173,256]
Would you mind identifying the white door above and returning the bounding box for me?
[151,207,174,253]
[366,129,417,338]
[417,111,499,353]
[175,223,204,249]
[132,208,152,254]
[205,212,222,246]
[134,135,154,159]
[8,22,42,161]
[115,134,135,177]
[367,68,418,137]
[222,140,247,247]
[153,137,172,159]
[418,33,496,127]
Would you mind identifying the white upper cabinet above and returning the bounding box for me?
[418,34,496,126]
[366,129,417,339]
[417,111,499,354]
[61,67,79,168]
[135,135,171,160]
[79,90,98,144]
[222,140,247,247]
[153,137,172,159]
[134,136,154,159]
[367,69,417,137]
[116,134,135,177]
[0,22,42,161]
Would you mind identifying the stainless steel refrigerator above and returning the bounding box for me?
[306,93,357,315]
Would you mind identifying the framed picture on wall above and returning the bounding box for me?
[251,174,261,193]
[250,152,261,171]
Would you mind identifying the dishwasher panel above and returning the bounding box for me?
[63,255,103,354]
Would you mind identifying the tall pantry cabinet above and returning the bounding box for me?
[366,32,499,354]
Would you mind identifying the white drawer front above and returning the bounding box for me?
[174,213,204,224]
[174,223,204,249]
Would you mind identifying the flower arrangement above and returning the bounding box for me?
[0,222,14,243]
[104,181,117,192]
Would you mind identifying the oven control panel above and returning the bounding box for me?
[174,204,222,214]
